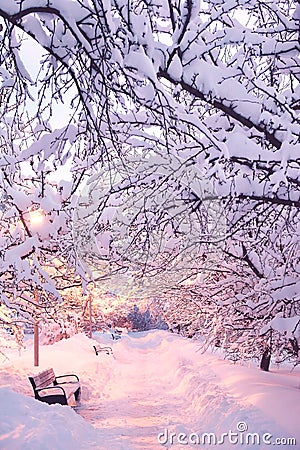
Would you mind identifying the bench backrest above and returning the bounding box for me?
[29,368,56,390]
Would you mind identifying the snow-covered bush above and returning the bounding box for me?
[127,304,168,332]
[39,316,80,345]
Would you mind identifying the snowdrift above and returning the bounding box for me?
[0,330,299,449]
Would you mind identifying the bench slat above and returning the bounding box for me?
[30,368,56,390]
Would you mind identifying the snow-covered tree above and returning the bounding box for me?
[0,0,299,356]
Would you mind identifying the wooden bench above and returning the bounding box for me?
[111,329,122,340]
[93,344,113,355]
[28,368,81,406]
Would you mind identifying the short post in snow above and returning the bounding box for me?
[260,329,272,372]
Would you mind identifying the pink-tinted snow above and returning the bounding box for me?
[0,330,299,449]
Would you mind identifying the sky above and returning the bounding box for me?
[17,31,74,182]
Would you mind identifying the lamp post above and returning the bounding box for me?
[34,288,39,366]
[28,208,44,367]
[89,290,93,339]
[88,282,96,339]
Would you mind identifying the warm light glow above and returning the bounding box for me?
[29,209,44,226]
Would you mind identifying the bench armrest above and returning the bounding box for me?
[55,374,80,384]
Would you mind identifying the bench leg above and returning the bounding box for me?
[74,387,81,402]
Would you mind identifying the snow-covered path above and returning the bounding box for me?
[0,330,299,449]
[78,333,195,448]
[77,331,300,449]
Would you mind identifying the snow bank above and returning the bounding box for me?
[0,387,99,450]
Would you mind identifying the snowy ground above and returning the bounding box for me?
[0,330,299,449]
